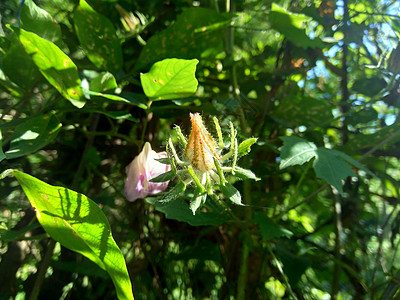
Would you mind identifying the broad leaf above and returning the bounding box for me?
[146,197,229,226]
[279,136,365,194]
[269,4,324,48]
[21,0,62,43]
[313,149,356,194]
[141,58,199,100]
[279,136,317,169]
[5,115,61,159]
[135,7,231,70]
[12,171,134,300]
[74,0,123,74]
[15,28,86,108]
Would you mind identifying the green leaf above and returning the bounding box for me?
[237,138,258,157]
[220,182,242,205]
[74,0,123,73]
[0,130,6,162]
[160,181,186,203]
[279,136,317,169]
[15,28,86,108]
[313,149,356,194]
[5,114,62,159]
[351,76,386,97]
[12,170,134,300]
[269,4,324,48]
[279,136,361,194]
[233,166,260,181]
[90,72,118,93]
[253,212,293,240]
[21,0,62,43]
[330,149,375,177]
[146,197,229,226]
[140,58,199,101]
[84,90,147,109]
[135,7,231,70]
[2,40,41,89]
[155,158,172,165]
[149,170,175,183]
[190,187,207,215]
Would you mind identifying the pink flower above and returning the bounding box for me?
[125,142,170,201]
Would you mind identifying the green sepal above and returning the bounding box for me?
[155,157,172,165]
[238,138,257,157]
[160,181,186,203]
[220,182,242,205]
[233,166,260,181]
[149,170,175,183]
[190,187,207,215]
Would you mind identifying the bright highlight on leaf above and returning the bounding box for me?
[15,28,86,108]
[7,170,134,300]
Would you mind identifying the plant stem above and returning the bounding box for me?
[28,239,56,300]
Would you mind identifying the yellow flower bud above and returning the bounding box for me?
[184,113,221,172]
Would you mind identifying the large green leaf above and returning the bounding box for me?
[21,0,62,43]
[15,28,86,108]
[140,58,199,100]
[279,136,362,194]
[11,170,134,300]
[279,136,317,169]
[269,3,324,48]
[135,7,231,70]
[5,114,62,159]
[74,0,123,74]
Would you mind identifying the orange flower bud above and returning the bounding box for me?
[184,113,221,172]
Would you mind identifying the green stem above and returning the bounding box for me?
[140,101,152,147]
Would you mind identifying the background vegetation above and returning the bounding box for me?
[1,0,400,299]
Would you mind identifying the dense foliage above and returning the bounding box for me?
[1,0,400,299]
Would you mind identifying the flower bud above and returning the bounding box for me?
[184,113,221,172]
[125,142,170,201]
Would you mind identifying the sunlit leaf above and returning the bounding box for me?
[15,28,86,108]
[21,0,62,43]
[237,138,258,157]
[11,170,134,300]
[269,3,324,48]
[141,58,199,100]
[279,136,317,169]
